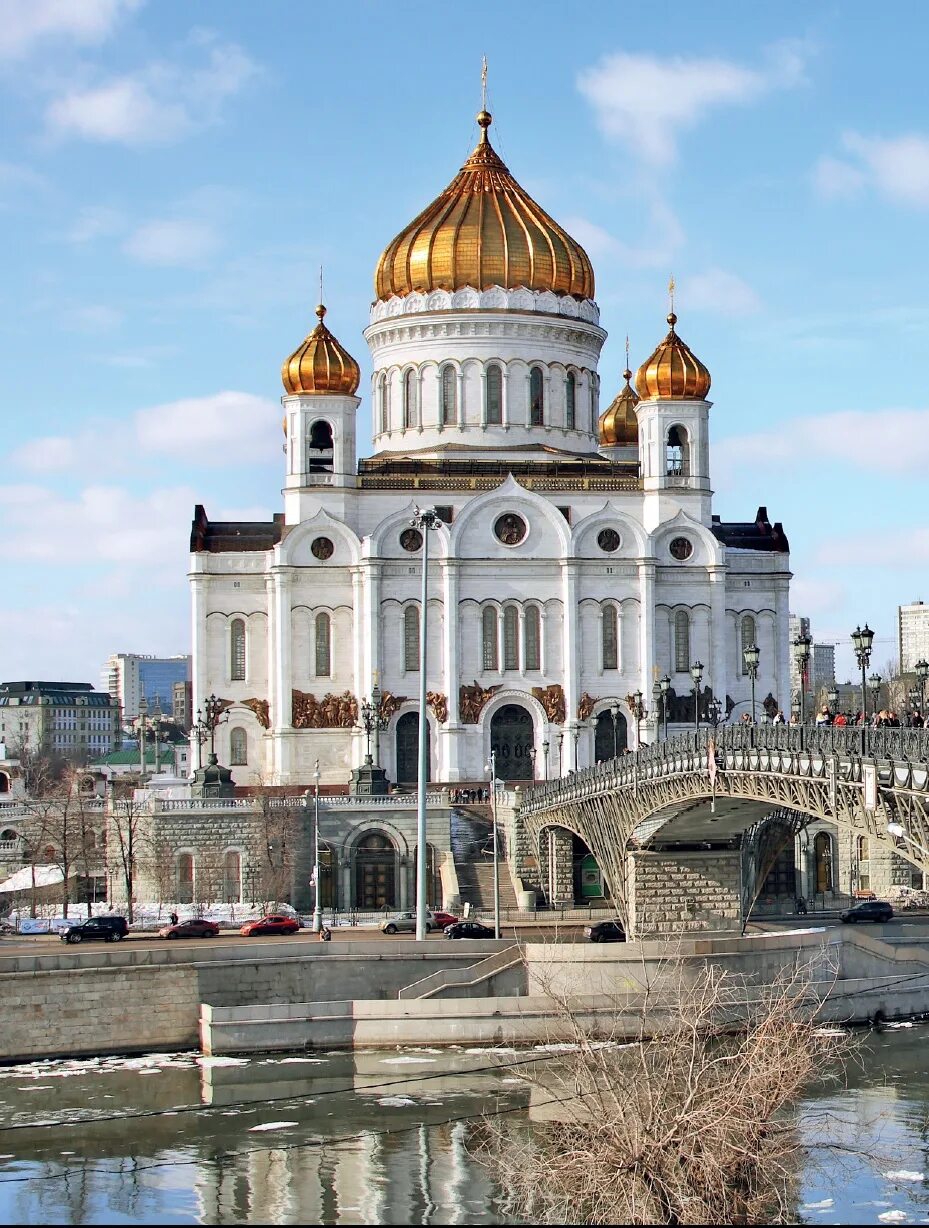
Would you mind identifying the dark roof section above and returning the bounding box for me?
[711,506,790,554]
[190,505,284,554]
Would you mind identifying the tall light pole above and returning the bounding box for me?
[138,694,148,783]
[917,659,929,716]
[851,624,875,723]
[659,675,671,740]
[827,685,839,719]
[651,680,662,743]
[485,749,501,940]
[630,690,646,748]
[542,738,549,781]
[742,642,760,723]
[610,700,621,758]
[792,634,812,725]
[869,673,882,719]
[690,661,704,732]
[312,760,322,932]
[411,506,442,941]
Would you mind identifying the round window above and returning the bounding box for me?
[669,536,693,561]
[311,536,334,561]
[400,527,423,553]
[597,528,621,553]
[494,513,528,546]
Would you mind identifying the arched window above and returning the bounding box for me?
[529,367,544,426]
[0,774,9,794]
[378,374,388,434]
[403,369,416,428]
[223,850,242,903]
[524,605,541,671]
[440,365,456,426]
[485,364,502,424]
[404,606,420,671]
[177,852,194,904]
[857,835,870,861]
[230,727,247,765]
[503,606,519,671]
[482,607,498,671]
[0,829,17,841]
[315,612,331,677]
[230,619,246,681]
[589,375,598,433]
[666,425,688,476]
[307,420,333,473]
[741,615,757,674]
[674,610,690,673]
[602,605,618,671]
[565,372,576,430]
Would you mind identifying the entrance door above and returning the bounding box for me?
[396,711,430,784]
[355,832,396,908]
[814,831,832,893]
[490,704,534,780]
[594,710,627,762]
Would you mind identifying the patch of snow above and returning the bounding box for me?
[197,1056,249,1067]
[376,1096,417,1107]
[248,1121,299,1132]
[802,1199,835,1210]
[885,1172,925,1182]
[886,1022,915,1030]
[275,1057,328,1065]
[878,1212,910,1224]
[379,1056,437,1065]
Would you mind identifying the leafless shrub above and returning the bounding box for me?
[472,956,849,1225]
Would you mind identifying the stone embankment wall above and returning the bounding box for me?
[630,849,742,936]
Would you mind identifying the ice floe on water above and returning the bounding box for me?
[274,1057,328,1065]
[376,1096,417,1107]
[885,1172,925,1182]
[379,1056,437,1065]
[878,1211,909,1223]
[196,1056,249,1067]
[886,1022,915,1030]
[802,1198,834,1210]
[248,1121,299,1132]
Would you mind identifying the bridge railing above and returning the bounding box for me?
[520,723,929,814]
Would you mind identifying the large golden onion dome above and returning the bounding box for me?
[374,111,595,301]
[635,312,711,401]
[281,304,360,397]
[599,368,639,446]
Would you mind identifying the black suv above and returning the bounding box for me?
[840,901,894,924]
[60,916,129,944]
[583,919,626,943]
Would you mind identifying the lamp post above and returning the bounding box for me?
[791,634,812,725]
[827,685,839,719]
[651,680,662,742]
[610,700,621,758]
[917,659,929,716]
[630,690,646,748]
[851,624,875,723]
[742,643,760,723]
[690,661,704,732]
[411,506,442,941]
[542,739,550,782]
[358,683,388,766]
[138,695,148,783]
[305,759,322,933]
[909,686,922,721]
[659,675,671,740]
[528,745,537,780]
[485,749,501,940]
[868,673,882,720]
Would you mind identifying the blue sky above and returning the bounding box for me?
[2,0,927,686]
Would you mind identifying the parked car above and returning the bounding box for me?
[444,920,496,939]
[380,911,437,935]
[430,910,459,930]
[840,901,894,924]
[239,914,300,937]
[60,916,129,944]
[583,919,626,943]
[159,918,220,940]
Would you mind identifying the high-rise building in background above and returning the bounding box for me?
[899,602,929,673]
[0,681,119,759]
[788,615,811,696]
[172,681,193,731]
[101,654,191,720]
[812,642,835,694]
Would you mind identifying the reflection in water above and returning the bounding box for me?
[2,1032,929,1224]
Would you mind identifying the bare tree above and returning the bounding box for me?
[472,955,848,1226]
[107,783,147,923]
[249,778,302,909]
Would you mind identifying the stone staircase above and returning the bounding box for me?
[450,807,518,913]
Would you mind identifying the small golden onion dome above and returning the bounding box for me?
[635,312,711,400]
[374,111,595,301]
[281,304,360,396]
[599,368,640,446]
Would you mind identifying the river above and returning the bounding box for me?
[0,1027,928,1224]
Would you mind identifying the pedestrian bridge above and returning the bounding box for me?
[515,726,929,935]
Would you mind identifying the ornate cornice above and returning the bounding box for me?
[369,286,600,326]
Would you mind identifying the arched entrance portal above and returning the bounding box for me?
[490,704,534,781]
[594,710,628,763]
[814,831,833,894]
[354,831,396,909]
[396,712,430,785]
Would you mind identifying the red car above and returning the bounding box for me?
[158,918,220,940]
[431,910,460,930]
[239,914,300,937]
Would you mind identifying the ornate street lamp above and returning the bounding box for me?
[659,675,671,740]
[869,673,882,718]
[690,661,704,732]
[791,634,812,725]
[610,700,622,758]
[485,749,502,940]
[528,745,537,779]
[917,659,929,716]
[304,760,322,933]
[410,505,442,941]
[909,685,921,716]
[827,685,839,718]
[742,643,760,724]
[629,690,646,748]
[651,680,662,740]
[191,693,228,769]
[851,624,875,722]
[542,738,550,782]
[358,682,388,766]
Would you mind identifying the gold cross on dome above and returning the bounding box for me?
[668,275,675,312]
[481,55,488,110]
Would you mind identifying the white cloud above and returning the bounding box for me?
[843,132,929,207]
[0,0,139,61]
[64,205,125,243]
[789,575,849,618]
[45,37,257,146]
[813,154,865,200]
[812,527,929,569]
[715,408,929,477]
[680,268,761,315]
[68,304,123,333]
[563,197,684,270]
[124,218,219,266]
[578,41,809,166]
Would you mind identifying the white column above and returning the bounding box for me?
[561,561,579,776]
[351,567,365,704]
[273,570,292,728]
[190,574,209,715]
[710,569,727,714]
[638,563,656,710]
[442,559,461,780]
[365,560,383,687]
